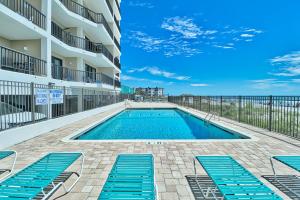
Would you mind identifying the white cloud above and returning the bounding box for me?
[270,51,300,77]
[190,83,209,87]
[271,51,300,65]
[292,79,300,83]
[251,79,289,89]
[213,45,234,49]
[127,31,201,57]
[161,16,217,39]
[244,28,263,34]
[127,66,190,81]
[128,1,154,8]
[127,17,263,55]
[240,33,255,38]
[122,75,163,84]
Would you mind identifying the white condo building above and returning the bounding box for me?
[0,0,121,91]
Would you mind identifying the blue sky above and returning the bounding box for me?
[120,0,300,95]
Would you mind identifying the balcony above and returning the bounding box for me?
[114,57,121,70]
[0,0,46,29]
[115,0,121,15]
[114,79,121,88]
[114,15,121,33]
[114,37,121,52]
[106,0,113,17]
[51,22,113,63]
[59,0,113,39]
[0,46,47,76]
[52,65,114,86]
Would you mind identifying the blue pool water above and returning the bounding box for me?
[75,109,248,140]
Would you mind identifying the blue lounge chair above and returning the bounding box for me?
[272,156,300,173]
[268,156,300,198]
[99,154,158,200]
[194,156,282,200]
[0,152,84,200]
[0,151,17,181]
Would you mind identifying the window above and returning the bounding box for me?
[51,56,63,80]
[85,64,96,83]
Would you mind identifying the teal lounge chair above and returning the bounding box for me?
[272,156,300,173]
[0,152,84,200]
[194,156,282,200]
[0,151,17,181]
[268,156,300,198]
[99,154,158,200]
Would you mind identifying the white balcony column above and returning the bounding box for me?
[41,0,52,80]
[76,57,84,112]
[41,0,52,118]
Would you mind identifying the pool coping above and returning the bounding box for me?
[61,105,259,143]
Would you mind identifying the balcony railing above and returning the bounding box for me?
[114,37,121,51]
[115,0,121,14]
[0,46,47,76]
[106,0,113,16]
[51,22,113,63]
[59,0,113,39]
[114,15,121,33]
[114,79,121,88]
[114,57,121,70]
[101,73,114,86]
[52,65,114,86]
[0,0,46,29]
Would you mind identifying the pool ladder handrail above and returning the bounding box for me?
[125,99,132,109]
[204,112,219,125]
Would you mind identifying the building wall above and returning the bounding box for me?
[26,0,42,10]
[0,0,121,91]
[0,38,41,58]
[0,36,11,48]
[10,40,41,58]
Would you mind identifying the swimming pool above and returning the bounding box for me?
[74,108,249,140]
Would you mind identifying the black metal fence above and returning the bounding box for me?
[51,65,115,87]
[0,46,47,76]
[169,96,300,139]
[0,0,46,29]
[0,80,127,132]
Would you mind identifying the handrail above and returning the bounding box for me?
[114,79,121,88]
[114,15,121,33]
[114,37,121,51]
[51,22,113,63]
[0,46,47,76]
[59,0,113,39]
[106,0,113,16]
[115,0,121,14]
[114,57,121,69]
[52,64,115,86]
[0,0,46,29]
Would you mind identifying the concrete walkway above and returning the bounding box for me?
[3,102,300,200]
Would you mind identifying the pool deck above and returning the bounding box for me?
[3,102,300,200]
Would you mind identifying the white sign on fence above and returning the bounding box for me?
[36,89,49,105]
[50,89,64,104]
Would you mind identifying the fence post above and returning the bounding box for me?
[199,96,202,111]
[238,96,241,122]
[269,95,273,131]
[63,86,66,115]
[30,82,35,123]
[208,97,211,113]
[220,96,223,117]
